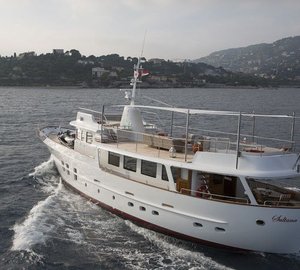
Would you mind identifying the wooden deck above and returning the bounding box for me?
[48,133,195,162]
[106,141,195,162]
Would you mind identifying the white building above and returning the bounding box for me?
[53,49,64,55]
[92,67,108,78]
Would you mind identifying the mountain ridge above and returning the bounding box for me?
[195,36,300,85]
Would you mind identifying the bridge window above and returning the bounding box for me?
[86,132,93,144]
[108,152,120,167]
[80,130,85,141]
[123,156,137,172]
[141,160,157,178]
[162,165,168,181]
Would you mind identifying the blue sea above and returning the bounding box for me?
[1,86,300,269]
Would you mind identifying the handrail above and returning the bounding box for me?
[180,188,249,204]
[263,200,300,208]
[106,127,293,158]
[79,107,102,114]
[174,125,295,151]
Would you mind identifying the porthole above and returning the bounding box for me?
[67,170,70,175]
[152,210,159,216]
[97,189,100,193]
[61,161,64,165]
[193,222,203,227]
[128,202,134,207]
[256,220,265,226]
[85,183,87,187]
[215,227,225,232]
[112,195,115,200]
[139,206,146,211]
[74,175,77,180]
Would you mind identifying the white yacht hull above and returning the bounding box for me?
[45,137,300,254]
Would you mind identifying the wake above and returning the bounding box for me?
[11,157,61,252]
[125,220,234,270]
[11,181,62,251]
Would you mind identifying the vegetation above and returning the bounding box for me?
[197,36,300,87]
[0,50,271,88]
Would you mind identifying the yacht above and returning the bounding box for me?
[39,57,300,254]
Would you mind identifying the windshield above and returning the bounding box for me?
[246,176,300,207]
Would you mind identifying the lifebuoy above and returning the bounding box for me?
[192,143,203,153]
[196,184,209,198]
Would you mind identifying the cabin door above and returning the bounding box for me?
[223,176,236,197]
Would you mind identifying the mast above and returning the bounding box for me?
[130,57,141,105]
[130,31,147,105]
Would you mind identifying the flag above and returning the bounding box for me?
[139,69,150,77]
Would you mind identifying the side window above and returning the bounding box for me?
[86,132,93,144]
[162,165,168,181]
[108,152,120,167]
[141,160,157,178]
[76,129,80,140]
[123,156,137,172]
[80,130,85,141]
[171,167,180,183]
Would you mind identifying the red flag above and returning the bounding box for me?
[139,69,149,77]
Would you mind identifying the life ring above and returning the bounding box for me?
[196,184,209,198]
[192,143,203,153]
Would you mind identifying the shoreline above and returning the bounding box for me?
[0,84,299,90]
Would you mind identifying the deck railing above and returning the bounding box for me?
[180,188,250,204]
[263,200,300,208]
[102,127,293,161]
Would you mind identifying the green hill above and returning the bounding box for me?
[195,36,300,86]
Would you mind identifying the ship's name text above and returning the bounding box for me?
[272,215,297,223]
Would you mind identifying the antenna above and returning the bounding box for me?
[142,95,173,107]
[140,29,147,58]
[130,31,147,106]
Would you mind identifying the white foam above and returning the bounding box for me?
[29,157,55,177]
[11,180,62,251]
[65,228,84,244]
[125,220,234,270]
[29,156,60,194]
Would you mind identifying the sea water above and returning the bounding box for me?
[1,86,300,269]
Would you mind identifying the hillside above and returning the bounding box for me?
[0,50,269,88]
[195,36,300,85]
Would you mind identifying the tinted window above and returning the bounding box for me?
[171,167,180,183]
[123,156,137,172]
[108,152,120,167]
[162,165,168,181]
[86,132,93,144]
[141,160,157,178]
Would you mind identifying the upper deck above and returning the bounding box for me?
[67,106,300,178]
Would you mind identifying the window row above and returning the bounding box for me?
[61,160,78,180]
[108,152,168,181]
[127,201,159,215]
[77,130,93,144]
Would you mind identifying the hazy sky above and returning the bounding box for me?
[0,0,299,60]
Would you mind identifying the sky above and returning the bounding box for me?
[0,0,300,60]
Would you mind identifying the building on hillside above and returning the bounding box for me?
[92,67,108,78]
[53,49,64,55]
[78,60,95,65]
[18,51,36,59]
[148,58,165,64]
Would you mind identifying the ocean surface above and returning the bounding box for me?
[1,86,300,270]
